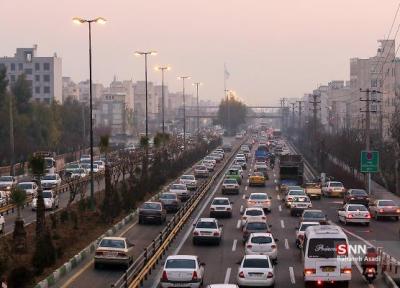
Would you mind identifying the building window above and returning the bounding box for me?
[10,75,16,82]
[371,79,378,88]
[10,63,15,71]
[35,86,40,94]
[25,52,32,63]
[43,74,50,82]
[43,63,50,71]
[35,75,40,82]
[44,86,50,94]
[25,68,32,75]
[18,63,23,71]
[44,98,50,104]
[35,63,40,71]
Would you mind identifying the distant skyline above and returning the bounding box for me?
[1,0,399,105]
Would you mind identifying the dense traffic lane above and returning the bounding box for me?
[145,146,382,288]
[56,137,237,288]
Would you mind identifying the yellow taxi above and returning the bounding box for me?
[249,172,266,187]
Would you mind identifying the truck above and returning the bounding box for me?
[255,144,270,162]
[279,154,304,192]
[33,151,56,174]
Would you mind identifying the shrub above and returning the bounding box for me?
[7,266,33,288]
[32,231,57,275]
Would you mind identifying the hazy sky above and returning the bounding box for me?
[1,0,399,105]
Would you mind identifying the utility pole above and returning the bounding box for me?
[9,93,15,176]
[290,102,295,129]
[280,98,286,131]
[309,93,321,169]
[296,100,303,130]
[360,88,381,195]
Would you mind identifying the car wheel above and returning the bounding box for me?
[138,217,143,224]
[395,216,399,221]
[365,222,370,226]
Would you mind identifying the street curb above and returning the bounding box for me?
[383,271,399,288]
[34,210,137,288]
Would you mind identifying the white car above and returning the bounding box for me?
[210,197,232,218]
[322,181,346,197]
[70,168,87,179]
[32,189,59,210]
[80,154,91,162]
[204,156,217,166]
[202,160,215,172]
[41,173,62,189]
[192,218,223,245]
[290,195,312,216]
[94,160,105,170]
[94,236,133,269]
[234,159,247,170]
[285,189,307,207]
[169,183,189,201]
[222,178,240,195]
[295,221,320,248]
[0,176,17,191]
[245,233,278,261]
[236,255,275,287]
[160,255,205,288]
[17,182,38,197]
[180,175,198,190]
[241,207,267,227]
[338,204,371,226]
[194,165,209,178]
[247,193,272,212]
[206,285,238,288]
[230,165,244,177]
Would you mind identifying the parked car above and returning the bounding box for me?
[247,193,272,212]
[210,197,232,218]
[249,172,265,187]
[290,195,312,216]
[180,175,198,190]
[244,232,278,262]
[194,165,209,178]
[322,181,346,197]
[222,178,240,195]
[338,204,371,226]
[192,218,223,245]
[300,209,327,224]
[343,189,370,206]
[32,189,59,210]
[295,221,320,248]
[17,182,38,197]
[94,237,133,269]
[159,192,181,213]
[41,173,62,189]
[236,255,275,287]
[0,176,17,191]
[160,255,205,288]
[242,219,271,243]
[369,199,400,220]
[138,201,166,224]
[169,183,190,202]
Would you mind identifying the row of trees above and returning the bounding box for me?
[0,68,90,166]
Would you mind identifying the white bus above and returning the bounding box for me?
[302,225,351,288]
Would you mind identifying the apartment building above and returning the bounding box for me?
[62,77,79,102]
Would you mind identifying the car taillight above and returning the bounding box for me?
[193,231,199,236]
[341,268,352,274]
[379,209,384,213]
[271,245,277,249]
[367,267,375,273]
[161,270,168,281]
[304,268,316,275]
[246,245,252,249]
[117,252,127,257]
[347,214,353,218]
[267,272,274,278]
[227,207,231,211]
[397,209,400,213]
[243,216,247,220]
[262,216,266,220]
[350,197,355,200]
[210,208,215,211]
[239,271,245,278]
[288,197,293,201]
[95,251,103,256]
[366,213,371,219]
[192,271,198,281]
[213,231,220,236]
[298,234,304,240]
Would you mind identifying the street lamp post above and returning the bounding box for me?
[192,82,202,133]
[73,16,106,210]
[178,76,191,150]
[134,51,157,139]
[155,65,171,134]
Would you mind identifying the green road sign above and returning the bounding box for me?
[360,151,379,173]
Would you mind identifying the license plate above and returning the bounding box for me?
[367,273,374,277]
[249,273,263,277]
[201,231,211,235]
[105,252,118,257]
[216,207,225,210]
[322,267,335,272]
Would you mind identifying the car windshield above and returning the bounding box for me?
[250,194,267,200]
[303,211,324,218]
[379,200,396,206]
[42,175,56,180]
[142,203,161,210]
[43,191,52,198]
[18,183,32,189]
[348,205,367,211]
[224,179,237,184]
[251,236,272,244]
[197,221,217,229]
[246,222,268,230]
[307,238,347,258]
[330,182,344,187]
[246,209,263,216]
[243,258,269,268]
[66,164,79,169]
[181,175,194,180]
[253,172,264,177]
[0,176,12,182]
[256,166,267,171]
[212,199,229,205]
[171,184,186,190]
[160,194,176,200]
[99,239,126,249]
[166,259,196,269]
[350,190,367,196]
[289,190,305,195]
[228,170,238,175]
[299,223,319,231]
[196,166,206,170]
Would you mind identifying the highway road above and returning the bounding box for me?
[55,137,238,288]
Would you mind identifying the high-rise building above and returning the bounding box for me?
[0,45,62,103]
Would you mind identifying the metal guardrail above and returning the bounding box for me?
[111,139,244,288]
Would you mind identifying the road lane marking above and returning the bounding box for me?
[285,238,289,250]
[245,186,248,191]
[275,186,278,191]
[278,205,282,212]
[242,194,246,200]
[273,173,276,177]
[274,179,277,184]
[236,220,241,229]
[240,205,243,214]
[224,267,231,284]
[232,239,237,252]
[277,194,281,200]
[247,179,250,184]
[289,267,295,284]
[280,220,285,229]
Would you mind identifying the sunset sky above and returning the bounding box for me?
[1,0,399,105]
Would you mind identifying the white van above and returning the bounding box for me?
[302,225,351,287]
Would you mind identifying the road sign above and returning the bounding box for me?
[360,151,379,173]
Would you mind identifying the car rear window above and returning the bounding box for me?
[160,194,176,200]
[250,194,267,200]
[246,209,263,216]
[303,211,324,218]
[181,175,194,180]
[350,190,367,196]
[197,221,217,229]
[348,205,367,211]
[224,179,237,184]
[142,203,161,210]
[299,223,319,231]
[246,222,268,230]
[166,259,196,269]
[379,200,396,206]
[171,184,186,190]
[243,258,269,268]
[212,199,229,205]
[251,236,272,244]
[99,239,126,249]
[307,238,347,258]
[330,182,344,187]
[289,190,305,195]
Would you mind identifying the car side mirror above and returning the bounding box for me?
[295,226,299,230]
[269,196,272,200]
[245,196,249,199]
[219,224,224,227]
[230,201,234,204]
[127,241,135,247]
[200,262,206,266]
[274,238,279,242]
[236,260,242,265]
